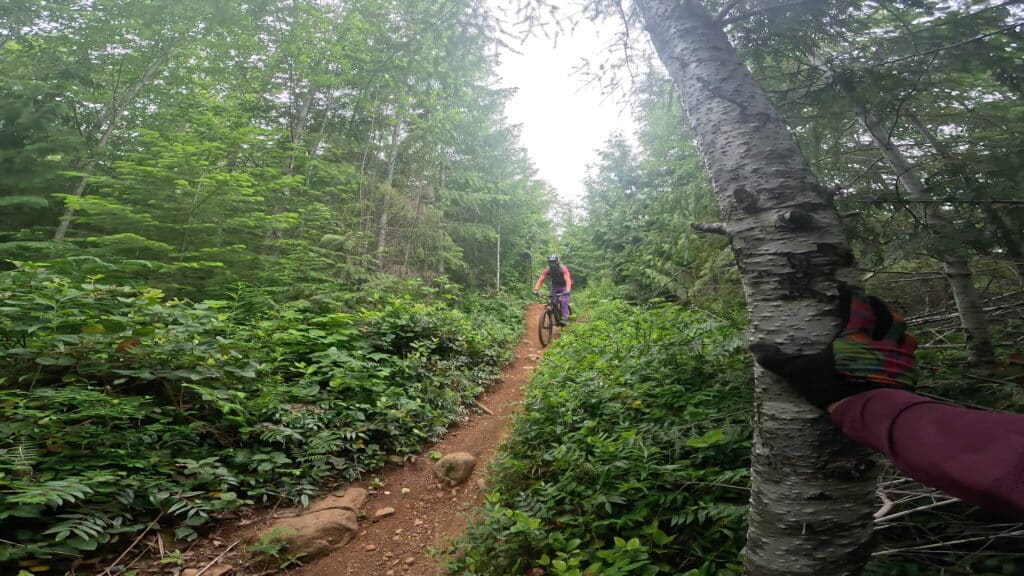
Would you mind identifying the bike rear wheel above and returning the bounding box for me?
[538,307,555,347]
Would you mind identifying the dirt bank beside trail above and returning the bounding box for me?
[291,303,545,576]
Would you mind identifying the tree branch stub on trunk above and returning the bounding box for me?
[633,0,879,574]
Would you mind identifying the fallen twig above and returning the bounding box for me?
[873,487,896,520]
[474,400,494,415]
[873,527,1024,556]
[192,539,242,576]
[876,497,961,523]
[99,510,165,576]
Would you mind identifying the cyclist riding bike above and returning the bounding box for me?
[533,255,572,326]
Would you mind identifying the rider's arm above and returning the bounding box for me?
[830,388,1024,518]
[533,269,548,292]
[563,267,572,292]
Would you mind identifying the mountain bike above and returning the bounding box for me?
[537,291,571,347]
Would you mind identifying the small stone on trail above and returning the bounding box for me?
[364,544,377,551]
[374,506,396,518]
[432,452,476,487]
[401,487,411,495]
[413,518,423,526]
[404,557,416,565]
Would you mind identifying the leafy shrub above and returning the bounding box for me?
[0,264,523,566]
[447,294,753,575]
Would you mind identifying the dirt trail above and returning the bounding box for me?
[291,303,545,576]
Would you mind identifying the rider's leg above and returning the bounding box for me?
[559,293,570,323]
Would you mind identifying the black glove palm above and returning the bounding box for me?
[749,287,919,409]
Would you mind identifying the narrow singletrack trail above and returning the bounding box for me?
[292,303,546,576]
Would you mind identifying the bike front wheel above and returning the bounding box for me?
[538,307,555,347]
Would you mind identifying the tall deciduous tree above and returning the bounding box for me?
[630,0,879,574]
[810,52,995,365]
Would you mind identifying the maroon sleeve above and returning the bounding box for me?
[830,388,1024,518]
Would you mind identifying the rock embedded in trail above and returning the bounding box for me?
[261,508,359,560]
[258,487,366,560]
[307,487,368,515]
[432,452,477,487]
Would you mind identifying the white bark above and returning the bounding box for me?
[374,121,403,269]
[496,203,502,292]
[943,258,996,361]
[907,113,1024,285]
[810,53,995,365]
[633,1,878,574]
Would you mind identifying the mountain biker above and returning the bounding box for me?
[533,255,572,326]
[750,286,1024,518]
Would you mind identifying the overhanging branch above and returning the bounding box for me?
[714,0,746,22]
[720,0,821,24]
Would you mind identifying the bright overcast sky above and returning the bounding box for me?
[490,6,638,202]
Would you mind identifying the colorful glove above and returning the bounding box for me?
[748,287,919,409]
[533,290,540,297]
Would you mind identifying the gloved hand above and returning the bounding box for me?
[564,290,570,296]
[533,290,540,297]
[748,287,919,409]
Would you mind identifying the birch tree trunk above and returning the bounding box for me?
[851,104,994,365]
[375,121,403,269]
[496,203,502,292]
[633,1,879,574]
[907,113,1024,286]
[810,53,995,365]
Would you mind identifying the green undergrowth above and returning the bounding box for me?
[447,289,1024,576]
[0,263,524,567]
[447,293,753,576]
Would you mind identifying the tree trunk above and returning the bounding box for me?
[54,41,175,240]
[944,257,996,361]
[286,89,316,177]
[633,1,879,574]
[375,209,389,267]
[810,53,995,365]
[854,103,994,365]
[906,113,1024,285]
[495,203,502,292]
[374,121,402,270]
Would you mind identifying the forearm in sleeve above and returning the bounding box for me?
[830,388,1024,518]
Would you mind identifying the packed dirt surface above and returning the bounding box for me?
[122,305,545,576]
[289,303,544,576]
[125,305,545,576]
